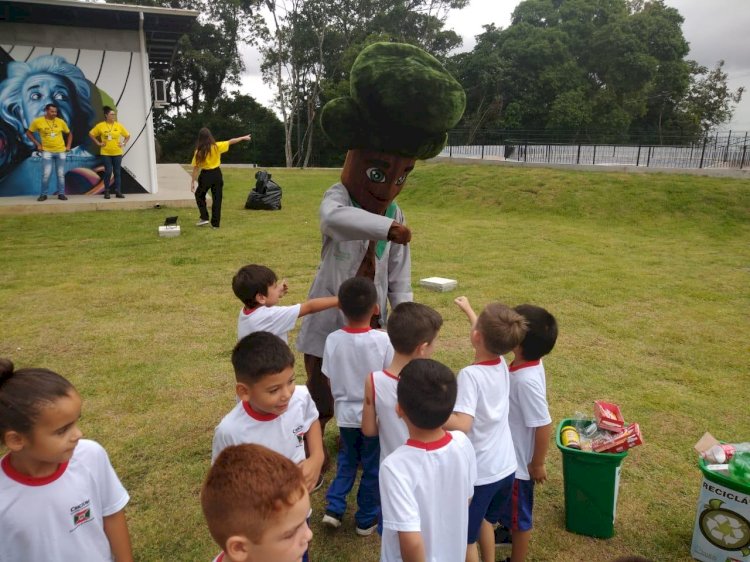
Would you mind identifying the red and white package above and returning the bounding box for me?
[592,423,643,453]
[594,400,626,432]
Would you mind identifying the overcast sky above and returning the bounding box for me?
[240,0,750,131]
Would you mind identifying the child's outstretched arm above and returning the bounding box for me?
[300,420,324,491]
[528,422,553,484]
[298,296,338,317]
[362,373,378,437]
[103,509,133,562]
[454,296,478,327]
[443,412,473,434]
[399,531,426,562]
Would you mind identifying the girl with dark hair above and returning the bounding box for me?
[0,358,133,562]
[190,128,252,228]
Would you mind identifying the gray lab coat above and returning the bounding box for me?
[295,183,413,358]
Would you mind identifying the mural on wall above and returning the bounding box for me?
[0,47,148,196]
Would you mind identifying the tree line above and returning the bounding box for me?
[117,0,744,166]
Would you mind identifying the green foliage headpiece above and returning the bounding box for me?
[321,42,466,160]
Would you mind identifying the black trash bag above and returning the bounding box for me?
[245,170,282,210]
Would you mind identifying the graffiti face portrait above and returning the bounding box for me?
[340,149,416,215]
[21,74,73,126]
[0,55,95,150]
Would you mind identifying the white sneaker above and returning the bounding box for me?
[321,512,342,529]
[196,220,210,226]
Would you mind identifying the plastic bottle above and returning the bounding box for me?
[702,442,750,464]
[728,452,750,484]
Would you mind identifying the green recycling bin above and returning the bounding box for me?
[690,458,750,561]
[556,419,628,538]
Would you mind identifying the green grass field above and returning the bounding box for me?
[1,162,748,561]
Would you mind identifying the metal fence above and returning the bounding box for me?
[440,131,750,170]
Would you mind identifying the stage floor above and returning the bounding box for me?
[0,164,195,216]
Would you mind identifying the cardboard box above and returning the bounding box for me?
[419,277,458,292]
[592,423,643,453]
[595,400,625,432]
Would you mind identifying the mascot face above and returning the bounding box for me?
[341,149,416,215]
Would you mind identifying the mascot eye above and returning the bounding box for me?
[30,92,42,101]
[53,91,68,101]
[396,173,409,185]
[366,167,386,183]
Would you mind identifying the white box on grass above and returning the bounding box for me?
[419,277,458,292]
[158,225,181,238]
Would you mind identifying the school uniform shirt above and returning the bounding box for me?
[296,183,413,359]
[237,304,302,343]
[191,141,230,170]
[89,121,130,156]
[0,439,130,562]
[508,359,552,481]
[28,116,70,152]
[453,357,518,485]
[371,369,408,462]
[379,431,477,562]
[211,386,319,464]
[321,327,394,428]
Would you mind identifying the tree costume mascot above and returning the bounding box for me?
[296,42,465,469]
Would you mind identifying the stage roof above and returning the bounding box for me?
[0,0,198,69]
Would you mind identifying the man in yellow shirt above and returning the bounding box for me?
[25,103,72,201]
[89,106,130,199]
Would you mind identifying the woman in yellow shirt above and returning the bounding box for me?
[89,106,130,199]
[190,128,252,228]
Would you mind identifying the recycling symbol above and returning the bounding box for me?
[698,499,750,555]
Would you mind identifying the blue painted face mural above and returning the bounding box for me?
[0,49,148,196]
[0,54,96,153]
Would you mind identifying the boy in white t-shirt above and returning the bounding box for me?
[212,332,324,499]
[498,304,558,562]
[362,301,443,463]
[202,444,313,562]
[233,264,338,343]
[321,277,393,535]
[380,358,477,562]
[444,297,527,562]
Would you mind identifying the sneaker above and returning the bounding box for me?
[211,225,219,230]
[104,192,111,199]
[37,194,47,201]
[495,524,512,547]
[321,511,342,529]
[312,475,324,493]
[355,519,378,537]
[196,220,210,226]
[56,193,68,200]
[115,193,125,198]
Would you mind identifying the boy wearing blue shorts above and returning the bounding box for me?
[502,304,558,562]
[445,296,527,562]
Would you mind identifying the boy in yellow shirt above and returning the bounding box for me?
[25,103,72,201]
[89,106,130,199]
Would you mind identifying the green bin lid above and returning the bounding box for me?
[699,458,750,494]
[556,418,628,462]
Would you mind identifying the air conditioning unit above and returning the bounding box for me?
[152,79,168,107]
